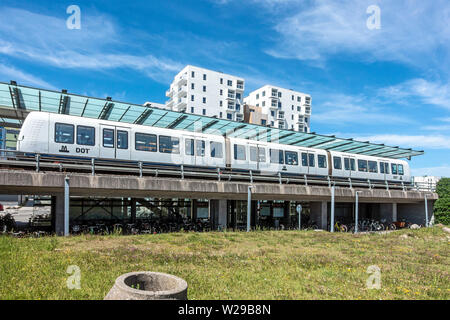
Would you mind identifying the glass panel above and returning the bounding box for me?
[258,147,266,162]
[385,163,390,174]
[159,136,180,154]
[196,140,205,157]
[358,159,368,172]
[333,156,342,170]
[380,162,385,174]
[135,133,157,152]
[350,159,356,171]
[308,154,315,167]
[103,129,114,148]
[318,155,327,168]
[391,164,398,175]
[270,149,284,164]
[55,123,74,144]
[398,164,404,175]
[344,158,350,170]
[234,144,246,160]
[301,153,308,166]
[250,146,258,162]
[185,139,194,156]
[117,130,128,150]
[211,142,223,158]
[285,151,298,165]
[368,161,378,173]
[77,125,95,146]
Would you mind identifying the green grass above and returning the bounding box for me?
[0,226,449,300]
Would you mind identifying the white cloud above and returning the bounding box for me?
[265,0,450,67]
[0,64,56,89]
[0,7,182,83]
[379,78,450,110]
[411,165,450,178]
[352,134,450,150]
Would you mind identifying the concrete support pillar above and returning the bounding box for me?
[392,203,397,222]
[53,193,66,236]
[310,201,327,230]
[209,199,227,230]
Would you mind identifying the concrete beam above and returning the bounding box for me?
[0,170,438,203]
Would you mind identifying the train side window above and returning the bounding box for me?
[318,155,327,168]
[103,129,114,148]
[258,147,266,162]
[135,132,157,152]
[285,151,298,165]
[159,136,180,154]
[344,158,351,171]
[333,156,342,170]
[185,139,194,156]
[250,146,258,162]
[368,161,378,173]
[301,153,308,166]
[308,154,315,167]
[196,140,205,157]
[380,162,385,174]
[358,159,368,172]
[55,123,74,144]
[270,149,284,164]
[385,163,390,174]
[210,141,223,158]
[398,164,404,175]
[391,163,398,175]
[77,125,95,146]
[117,130,128,149]
[234,144,246,160]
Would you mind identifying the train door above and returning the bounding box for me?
[99,125,131,160]
[248,143,267,172]
[195,138,207,167]
[307,152,317,176]
[183,136,196,166]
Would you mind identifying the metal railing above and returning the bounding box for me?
[0,149,415,191]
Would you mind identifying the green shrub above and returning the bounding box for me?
[434,178,450,225]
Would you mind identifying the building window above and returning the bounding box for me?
[191,107,194,113]
[220,100,223,107]
[203,97,206,104]
[227,113,232,120]
[202,109,206,115]
[77,125,95,146]
[270,111,275,117]
[191,83,195,89]
[220,78,223,84]
[203,74,206,80]
[297,106,300,112]
[236,104,240,111]
[292,95,294,100]
[271,121,274,126]
[227,80,232,86]
[220,89,223,95]
[262,101,265,107]
[203,85,206,92]
[278,92,282,98]
[191,95,194,101]
[262,91,265,97]
[256,94,259,100]
[220,112,223,118]
[256,103,259,107]
[261,119,267,125]
[55,123,74,144]
[191,71,195,78]
[297,96,301,102]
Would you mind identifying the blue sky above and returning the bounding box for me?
[0,0,449,176]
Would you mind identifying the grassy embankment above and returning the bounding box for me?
[0,226,449,299]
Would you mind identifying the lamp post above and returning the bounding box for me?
[355,191,361,233]
[330,184,335,232]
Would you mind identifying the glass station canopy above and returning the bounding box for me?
[0,81,424,160]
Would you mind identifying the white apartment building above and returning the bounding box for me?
[165,65,245,121]
[244,85,312,132]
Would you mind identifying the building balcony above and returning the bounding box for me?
[166,99,174,107]
[175,75,187,86]
[236,82,244,91]
[166,90,174,98]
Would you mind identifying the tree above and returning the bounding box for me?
[434,178,450,225]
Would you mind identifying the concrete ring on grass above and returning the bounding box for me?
[104,271,188,300]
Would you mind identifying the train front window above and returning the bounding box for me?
[358,159,368,172]
[185,139,194,156]
[398,164,404,175]
[270,149,284,164]
[117,131,128,150]
[196,140,205,157]
[135,133,157,152]
[285,151,298,165]
[55,123,74,144]
[368,161,378,173]
[77,125,95,146]
[333,157,342,170]
[210,142,223,158]
[159,136,180,154]
[234,144,246,160]
[103,129,114,148]
[318,155,327,168]
[391,163,398,175]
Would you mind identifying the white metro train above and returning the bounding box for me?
[17,112,411,183]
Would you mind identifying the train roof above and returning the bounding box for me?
[0,81,424,160]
